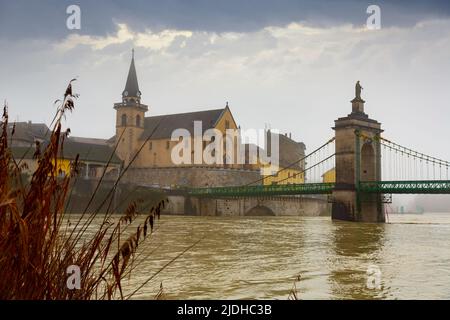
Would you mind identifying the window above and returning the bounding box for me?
[149,141,152,150]
[121,114,127,126]
[225,120,230,129]
[136,115,141,127]
[166,141,170,149]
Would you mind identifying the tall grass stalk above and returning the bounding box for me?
[0,80,173,299]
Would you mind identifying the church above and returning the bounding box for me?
[110,50,241,170]
[109,51,262,187]
[110,50,238,168]
[108,51,251,188]
[6,51,306,189]
[109,51,306,188]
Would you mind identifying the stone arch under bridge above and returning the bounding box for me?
[162,195,330,216]
[244,205,275,216]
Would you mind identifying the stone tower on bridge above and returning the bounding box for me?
[331,82,385,222]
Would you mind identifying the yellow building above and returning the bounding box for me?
[51,158,71,176]
[262,166,305,185]
[261,132,306,185]
[322,167,336,183]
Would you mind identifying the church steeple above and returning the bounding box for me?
[122,48,141,102]
[114,49,148,167]
[114,48,148,112]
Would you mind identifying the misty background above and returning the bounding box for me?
[1,0,449,211]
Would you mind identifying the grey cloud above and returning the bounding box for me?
[1,0,450,41]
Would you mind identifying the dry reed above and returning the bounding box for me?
[0,80,173,299]
[288,274,301,300]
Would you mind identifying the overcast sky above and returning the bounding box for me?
[1,0,450,168]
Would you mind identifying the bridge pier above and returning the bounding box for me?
[331,93,385,222]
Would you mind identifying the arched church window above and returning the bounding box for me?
[136,115,141,127]
[121,114,127,126]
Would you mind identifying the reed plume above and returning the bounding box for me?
[0,80,169,299]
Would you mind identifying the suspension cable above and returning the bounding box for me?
[244,137,335,186]
[272,154,335,185]
[381,137,450,181]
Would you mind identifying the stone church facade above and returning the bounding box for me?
[110,52,261,188]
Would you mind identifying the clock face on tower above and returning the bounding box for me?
[124,91,128,97]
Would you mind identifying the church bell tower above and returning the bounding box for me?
[114,49,148,166]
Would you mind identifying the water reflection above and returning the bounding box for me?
[72,214,450,299]
[328,221,389,299]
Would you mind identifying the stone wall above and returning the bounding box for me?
[122,166,261,188]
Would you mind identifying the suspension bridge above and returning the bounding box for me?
[187,85,450,222]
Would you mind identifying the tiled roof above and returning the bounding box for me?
[10,140,122,165]
[61,140,122,164]
[69,136,109,145]
[4,122,50,144]
[140,108,226,140]
[5,122,122,164]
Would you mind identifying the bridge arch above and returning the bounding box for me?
[245,205,275,216]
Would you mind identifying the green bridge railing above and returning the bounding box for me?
[360,180,450,194]
[187,180,450,197]
[188,182,335,197]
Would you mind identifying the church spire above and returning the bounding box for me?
[122,48,141,101]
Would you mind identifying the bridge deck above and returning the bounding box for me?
[188,180,450,197]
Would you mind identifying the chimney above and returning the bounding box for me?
[289,133,292,139]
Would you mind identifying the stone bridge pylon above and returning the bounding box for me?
[331,83,385,222]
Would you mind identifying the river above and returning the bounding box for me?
[77,213,450,299]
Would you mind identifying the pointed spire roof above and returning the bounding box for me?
[123,49,141,99]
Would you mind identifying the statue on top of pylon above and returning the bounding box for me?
[355,81,363,100]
